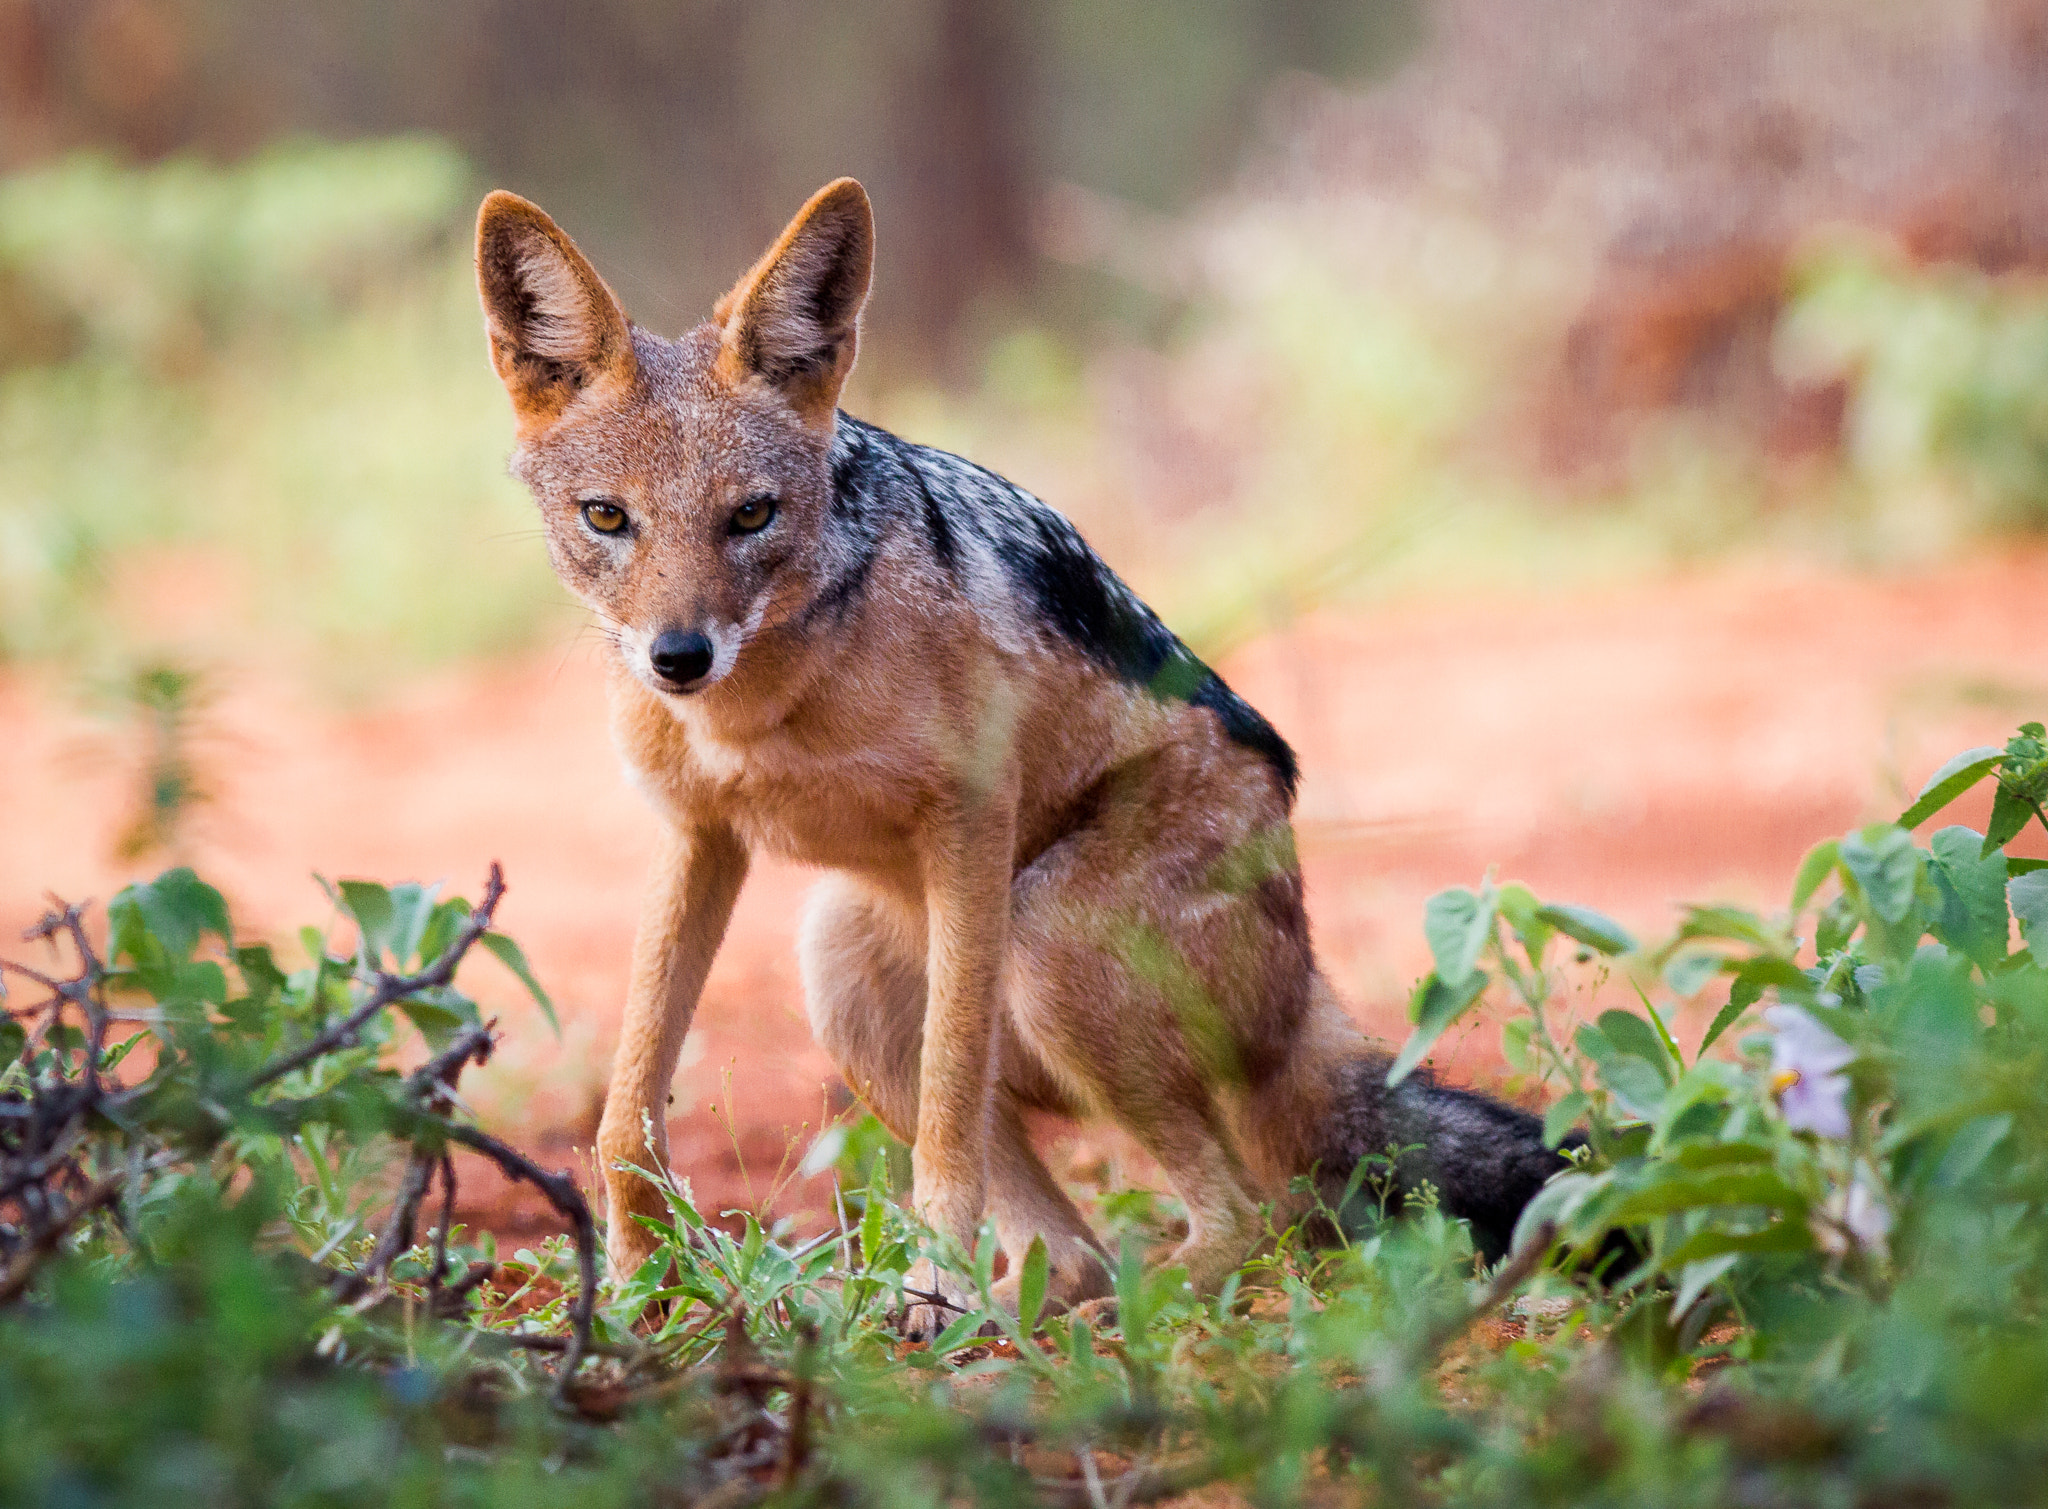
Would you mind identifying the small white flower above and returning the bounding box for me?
[1764,1005,1855,1139]
[1814,1164,1892,1261]
[1843,1174,1892,1252]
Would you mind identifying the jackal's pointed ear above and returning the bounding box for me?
[476,191,635,435]
[715,178,874,431]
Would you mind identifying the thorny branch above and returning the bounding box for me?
[0,865,602,1404]
[0,901,119,1299]
[239,863,509,1095]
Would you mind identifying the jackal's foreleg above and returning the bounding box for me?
[596,818,748,1282]
[900,783,1016,1330]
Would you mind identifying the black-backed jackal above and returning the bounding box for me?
[476,178,1566,1330]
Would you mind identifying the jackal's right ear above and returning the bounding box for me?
[714,178,874,431]
[476,192,635,435]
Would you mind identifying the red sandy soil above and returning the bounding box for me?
[4,553,2045,1238]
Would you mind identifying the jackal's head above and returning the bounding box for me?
[477,179,874,699]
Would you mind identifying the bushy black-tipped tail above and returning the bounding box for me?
[1317,1055,1571,1261]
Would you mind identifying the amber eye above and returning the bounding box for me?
[581,499,628,535]
[730,495,778,534]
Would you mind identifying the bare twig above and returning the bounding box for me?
[901,1285,972,1315]
[1420,1220,1559,1362]
[332,1153,436,1306]
[0,1170,124,1307]
[779,1323,818,1487]
[441,1121,598,1401]
[0,905,118,1304]
[428,1152,457,1302]
[239,864,506,1096]
[1042,1453,1223,1509]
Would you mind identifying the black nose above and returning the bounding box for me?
[648,629,714,687]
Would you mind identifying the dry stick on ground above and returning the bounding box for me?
[440,1120,599,1396]
[328,1015,603,1400]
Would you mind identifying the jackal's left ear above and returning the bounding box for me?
[476,191,636,436]
[715,178,874,431]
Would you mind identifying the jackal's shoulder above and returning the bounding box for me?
[829,415,1299,800]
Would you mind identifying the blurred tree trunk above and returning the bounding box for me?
[881,0,1035,368]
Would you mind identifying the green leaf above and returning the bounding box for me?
[2011,858,2048,877]
[1815,893,1858,956]
[1543,1089,1589,1149]
[1573,1021,1666,1116]
[1501,1016,1534,1072]
[480,933,558,1035]
[974,1223,1000,1302]
[661,1181,704,1231]
[1928,825,2010,966]
[1935,1114,2011,1188]
[1660,1223,1813,1267]
[930,1309,991,1356]
[0,1019,24,1063]
[1497,882,1552,963]
[1734,955,1812,1000]
[1668,1137,1774,1169]
[1016,1235,1049,1337]
[860,1193,884,1268]
[1663,951,1724,999]
[107,868,231,966]
[234,943,287,1003]
[1598,1009,1677,1085]
[1535,904,1637,956]
[1672,1254,1741,1318]
[336,880,397,964]
[1637,980,1688,1068]
[1423,885,1497,986]
[1985,782,2034,855]
[416,898,470,969]
[1388,969,1488,1087]
[1600,1056,1668,1119]
[1699,992,1753,1058]
[1513,1169,1597,1252]
[1674,906,1781,952]
[1602,1168,1806,1224]
[1791,839,1841,913]
[383,882,441,967]
[1840,825,1920,925]
[1899,747,2001,828]
[399,993,476,1049]
[2011,870,2048,958]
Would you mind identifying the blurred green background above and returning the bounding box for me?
[3,0,2047,691]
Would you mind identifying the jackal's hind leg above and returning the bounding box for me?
[999,767,1303,1297]
[798,875,1107,1316]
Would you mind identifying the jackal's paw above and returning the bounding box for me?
[900,1258,978,1344]
[988,1250,1114,1331]
[1067,1295,1120,1333]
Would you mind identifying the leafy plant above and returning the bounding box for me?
[8,730,2048,1504]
